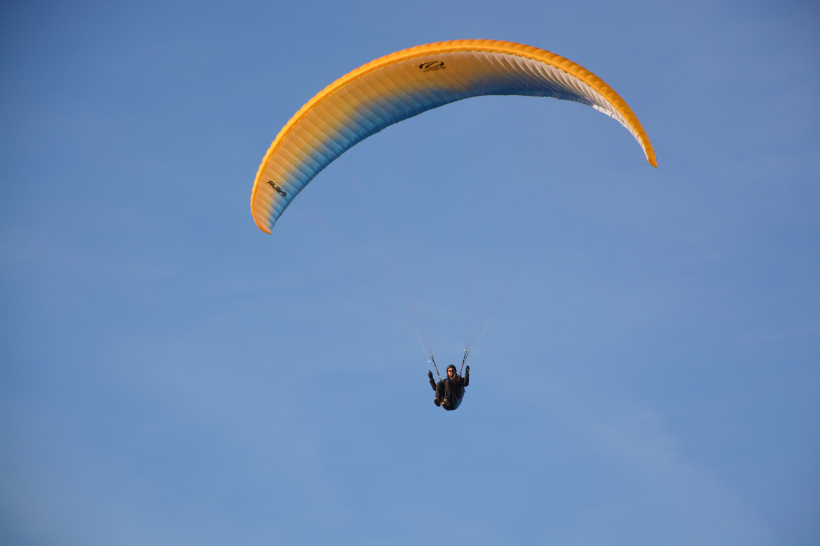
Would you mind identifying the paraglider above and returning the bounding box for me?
[429,365,470,411]
[250,39,655,234]
[250,40,656,410]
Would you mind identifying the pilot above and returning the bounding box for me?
[428,364,469,410]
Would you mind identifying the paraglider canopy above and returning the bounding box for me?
[250,39,656,233]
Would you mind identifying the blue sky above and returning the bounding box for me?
[1,1,817,545]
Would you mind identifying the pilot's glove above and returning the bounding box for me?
[428,370,434,379]
[466,366,470,373]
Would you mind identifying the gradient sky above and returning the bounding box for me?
[1,1,818,545]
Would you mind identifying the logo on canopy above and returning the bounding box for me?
[419,61,445,73]
[267,180,288,197]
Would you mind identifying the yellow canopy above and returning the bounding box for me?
[251,39,656,233]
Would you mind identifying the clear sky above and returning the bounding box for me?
[1,1,817,545]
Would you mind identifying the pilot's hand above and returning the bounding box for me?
[428,370,434,379]
[466,365,470,373]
